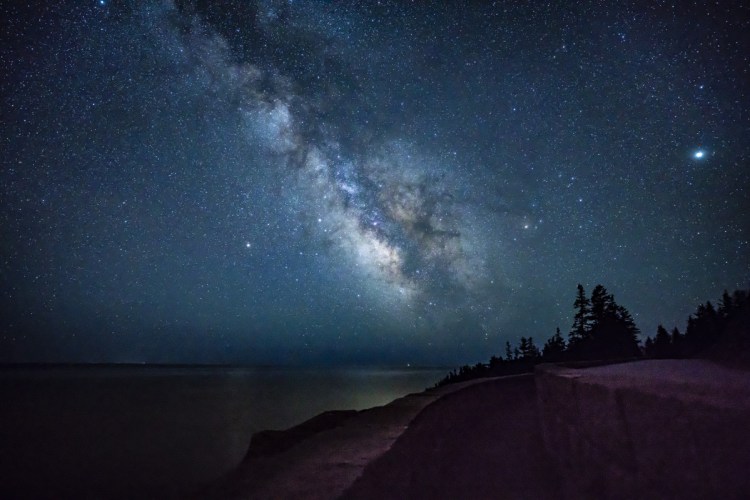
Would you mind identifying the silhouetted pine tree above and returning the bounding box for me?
[569,284,590,347]
[588,285,611,329]
[652,324,672,358]
[644,336,654,355]
[719,290,733,320]
[615,305,639,336]
[520,337,540,360]
[543,327,566,362]
[489,355,503,369]
[685,301,721,354]
[714,290,750,363]
[671,327,683,344]
[570,284,641,359]
[676,290,750,360]
[519,337,529,358]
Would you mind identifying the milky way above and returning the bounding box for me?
[1,1,748,364]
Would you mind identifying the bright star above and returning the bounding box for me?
[693,150,705,159]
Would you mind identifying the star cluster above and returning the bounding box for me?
[1,1,748,364]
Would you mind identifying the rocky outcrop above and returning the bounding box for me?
[245,410,359,459]
[203,379,486,499]
[342,374,560,499]
[536,360,750,499]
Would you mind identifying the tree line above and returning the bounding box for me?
[436,285,749,387]
[643,289,749,360]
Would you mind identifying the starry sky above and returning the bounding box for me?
[1,1,748,365]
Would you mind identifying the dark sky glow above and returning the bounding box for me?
[1,1,748,364]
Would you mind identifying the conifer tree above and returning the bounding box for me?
[644,336,654,355]
[519,337,529,358]
[584,285,641,359]
[588,284,610,329]
[686,301,720,352]
[570,284,590,345]
[522,337,540,360]
[671,327,683,344]
[653,324,672,358]
[615,304,640,336]
[543,327,566,361]
[719,290,733,318]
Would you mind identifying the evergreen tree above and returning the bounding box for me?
[615,305,640,336]
[570,284,590,345]
[521,337,540,360]
[588,284,611,329]
[716,290,750,362]
[543,327,567,361]
[719,290,733,319]
[586,286,641,359]
[731,290,748,310]
[489,355,502,368]
[653,324,672,358]
[644,336,654,355]
[605,293,620,318]
[671,326,683,344]
[685,301,721,353]
[505,341,513,361]
[519,337,529,357]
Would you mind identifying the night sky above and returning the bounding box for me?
[1,1,748,365]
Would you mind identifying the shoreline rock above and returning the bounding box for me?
[244,410,360,459]
[201,377,498,499]
[206,360,750,499]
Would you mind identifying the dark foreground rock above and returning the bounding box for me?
[537,360,750,499]
[245,410,359,459]
[342,375,560,499]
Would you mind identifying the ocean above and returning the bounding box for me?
[0,365,447,498]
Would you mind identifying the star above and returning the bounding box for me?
[693,150,705,159]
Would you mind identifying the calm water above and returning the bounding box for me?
[0,365,446,499]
